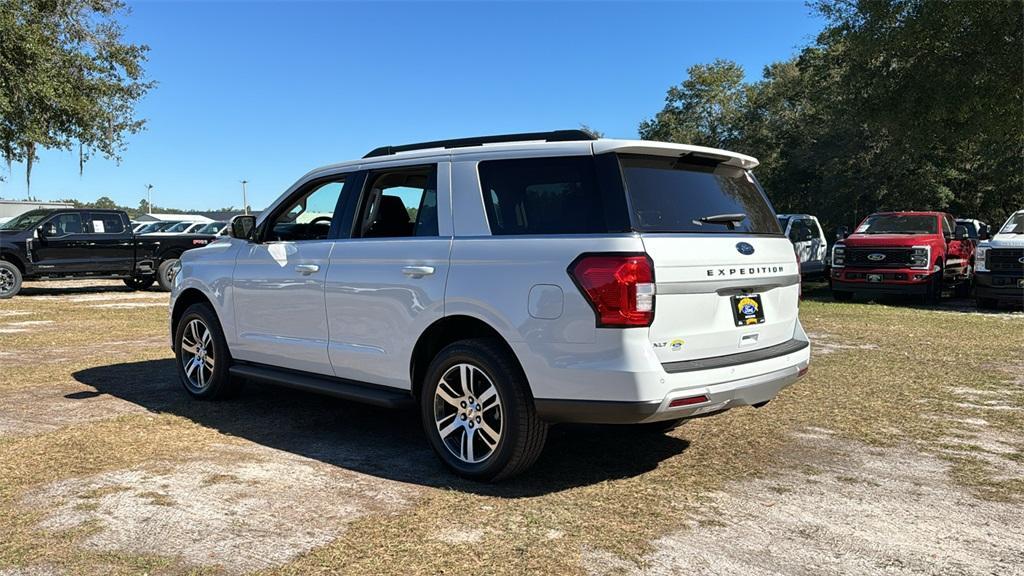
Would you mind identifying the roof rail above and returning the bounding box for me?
[362,129,597,159]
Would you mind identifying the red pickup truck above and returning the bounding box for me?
[830,211,975,303]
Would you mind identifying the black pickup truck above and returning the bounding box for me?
[0,208,219,298]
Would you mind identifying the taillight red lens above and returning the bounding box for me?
[569,254,655,327]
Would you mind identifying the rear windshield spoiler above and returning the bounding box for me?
[592,140,759,169]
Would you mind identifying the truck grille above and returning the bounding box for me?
[988,248,1024,273]
[845,247,914,268]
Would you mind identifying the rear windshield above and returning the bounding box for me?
[619,155,781,235]
[856,214,937,235]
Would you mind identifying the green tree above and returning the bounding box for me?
[639,59,747,149]
[0,0,154,192]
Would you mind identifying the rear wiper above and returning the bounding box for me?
[694,213,746,230]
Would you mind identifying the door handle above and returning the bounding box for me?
[295,264,320,275]
[401,265,435,278]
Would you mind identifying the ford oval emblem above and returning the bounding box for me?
[1019,257,1024,264]
[736,242,755,255]
[867,253,887,261]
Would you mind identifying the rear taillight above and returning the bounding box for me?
[569,254,654,327]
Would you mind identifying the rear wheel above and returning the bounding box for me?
[123,276,154,291]
[157,258,181,291]
[174,303,236,399]
[420,339,547,481]
[0,260,22,299]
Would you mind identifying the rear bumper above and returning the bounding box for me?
[535,363,806,424]
[529,321,811,425]
[975,273,1024,303]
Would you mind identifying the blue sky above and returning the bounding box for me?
[0,1,824,211]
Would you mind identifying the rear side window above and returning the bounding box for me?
[89,213,125,234]
[619,155,781,235]
[478,156,628,235]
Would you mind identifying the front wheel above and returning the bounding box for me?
[174,303,237,399]
[123,276,154,291]
[0,260,22,299]
[925,267,944,305]
[420,339,547,481]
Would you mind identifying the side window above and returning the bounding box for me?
[46,213,83,236]
[942,216,953,237]
[88,213,125,234]
[478,156,609,235]
[788,220,810,242]
[807,218,822,238]
[267,179,345,242]
[354,165,438,238]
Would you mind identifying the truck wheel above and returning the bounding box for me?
[925,267,944,305]
[123,276,154,291]
[976,297,998,310]
[0,260,22,299]
[832,290,853,302]
[420,338,548,481]
[157,258,180,292]
[174,303,237,399]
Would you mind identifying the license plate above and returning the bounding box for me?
[867,274,883,283]
[731,294,766,327]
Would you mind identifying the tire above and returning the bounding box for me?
[832,290,853,302]
[420,338,548,481]
[925,266,944,305]
[976,297,998,310]
[123,276,155,291]
[157,258,180,292]
[173,303,237,400]
[0,260,22,299]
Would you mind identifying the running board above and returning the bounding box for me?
[229,363,414,410]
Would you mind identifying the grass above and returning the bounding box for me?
[0,280,1021,575]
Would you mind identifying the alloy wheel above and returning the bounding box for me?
[0,267,14,295]
[433,363,503,464]
[180,318,215,390]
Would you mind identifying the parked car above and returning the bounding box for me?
[974,209,1024,309]
[777,214,828,278]
[153,220,208,234]
[0,209,219,297]
[136,220,182,234]
[830,211,975,303]
[194,221,228,235]
[170,130,811,480]
[955,218,988,241]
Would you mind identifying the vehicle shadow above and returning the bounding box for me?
[72,359,689,497]
[18,283,159,297]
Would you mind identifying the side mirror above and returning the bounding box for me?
[229,215,256,240]
[954,224,969,241]
[38,223,56,238]
[978,224,990,240]
[835,226,849,240]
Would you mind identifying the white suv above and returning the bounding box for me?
[169,130,810,480]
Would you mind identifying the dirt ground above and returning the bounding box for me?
[0,279,1021,575]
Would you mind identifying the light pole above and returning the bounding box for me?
[146,184,154,215]
[240,180,249,215]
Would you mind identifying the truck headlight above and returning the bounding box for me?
[910,246,930,269]
[975,246,988,272]
[832,245,845,268]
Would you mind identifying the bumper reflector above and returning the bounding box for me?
[669,395,709,408]
[798,367,809,377]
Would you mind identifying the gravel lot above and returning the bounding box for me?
[0,280,1021,575]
